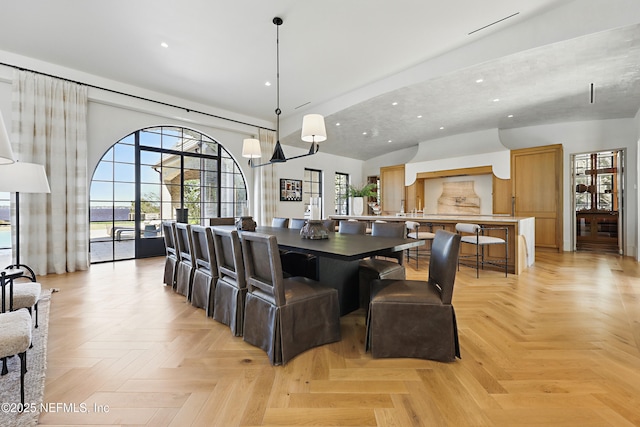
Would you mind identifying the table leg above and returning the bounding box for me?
[317,257,360,316]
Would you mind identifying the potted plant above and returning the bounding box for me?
[347,183,377,215]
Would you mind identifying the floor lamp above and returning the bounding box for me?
[0,161,51,281]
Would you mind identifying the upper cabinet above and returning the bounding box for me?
[511,144,563,251]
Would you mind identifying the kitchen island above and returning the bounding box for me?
[329,214,535,274]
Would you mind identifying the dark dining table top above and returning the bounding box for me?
[240,226,424,262]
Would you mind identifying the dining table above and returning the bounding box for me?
[242,226,424,315]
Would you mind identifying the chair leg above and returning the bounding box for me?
[476,244,480,278]
[35,302,39,328]
[19,351,27,406]
[1,357,7,375]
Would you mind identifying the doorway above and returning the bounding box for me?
[572,150,623,254]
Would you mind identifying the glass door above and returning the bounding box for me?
[574,150,623,253]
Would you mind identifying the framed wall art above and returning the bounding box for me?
[280,178,302,201]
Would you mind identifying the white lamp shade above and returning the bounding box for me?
[301,114,327,143]
[242,138,262,158]
[0,112,15,165]
[0,161,51,193]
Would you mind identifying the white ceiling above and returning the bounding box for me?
[1,0,639,160]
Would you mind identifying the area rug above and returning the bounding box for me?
[0,288,52,427]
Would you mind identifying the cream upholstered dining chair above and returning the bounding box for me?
[189,225,218,314]
[358,222,406,310]
[174,223,195,299]
[455,223,508,278]
[1,270,41,328]
[211,226,247,335]
[405,221,436,269]
[240,232,341,365]
[0,309,32,406]
[366,230,462,361]
[161,221,179,288]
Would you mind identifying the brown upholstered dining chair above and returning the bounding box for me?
[358,222,406,310]
[174,223,195,299]
[161,221,179,288]
[189,225,218,314]
[240,232,341,365]
[366,230,462,362]
[282,217,319,279]
[338,220,366,235]
[289,218,307,229]
[209,217,236,226]
[211,226,246,335]
[322,219,337,232]
[271,217,289,228]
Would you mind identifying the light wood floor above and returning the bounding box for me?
[35,251,640,426]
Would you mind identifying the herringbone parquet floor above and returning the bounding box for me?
[35,250,640,426]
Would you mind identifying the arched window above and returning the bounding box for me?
[89,126,247,263]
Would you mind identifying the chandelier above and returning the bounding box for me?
[242,17,327,168]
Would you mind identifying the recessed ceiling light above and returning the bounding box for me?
[417,115,423,119]
[388,140,392,143]
[493,98,500,102]
[507,114,514,118]
[440,126,445,130]
[476,78,484,83]
[362,132,367,135]
[265,81,271,86]
[160,42,169,48]
[335,122,341,126]
[392,102,398,106]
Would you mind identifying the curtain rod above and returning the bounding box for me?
[0,61,275,132]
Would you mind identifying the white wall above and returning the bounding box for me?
[360,119,639,256]
[500,119,638,256]
[0,63,364,224]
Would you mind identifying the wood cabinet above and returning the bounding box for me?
[380,165,406,215]
[511,144,563,250]
[492,176,512,215]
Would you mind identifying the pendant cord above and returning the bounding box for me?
[275,19,281,144]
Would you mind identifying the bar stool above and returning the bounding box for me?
[405,221,435,269]
[455,223,508,277]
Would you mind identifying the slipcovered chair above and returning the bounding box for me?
[366,230,462,362]
[282,218,318,279]
[190,225,217,313]
[241,232,341,365]
[322,219,337,232]
[271,217,289,228]
[0,309,31,406]
[289,218,307,229]
[455,223,508,278]
[358,222,406,310]
[211,226,246,335]
[338,220,366,235]
[161,221,179,288]
[405,221,436,269]
[174,223,195,299]
[209,217,236,226]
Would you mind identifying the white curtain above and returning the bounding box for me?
[11,70,89,275]
[253,128,277,226]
